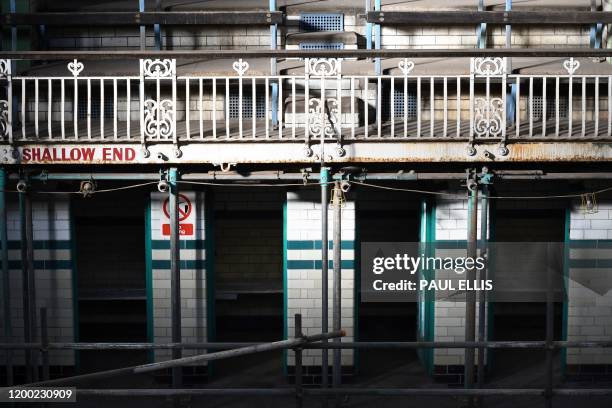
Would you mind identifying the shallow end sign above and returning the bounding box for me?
[20,146,137,163]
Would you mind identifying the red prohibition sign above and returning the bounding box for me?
[163,194,192,222]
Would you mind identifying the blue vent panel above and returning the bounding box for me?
[229,88,266,119]
[299,43,345,50]
[529,95,568,119]
[300,13,344,32]
[383,87,417,119]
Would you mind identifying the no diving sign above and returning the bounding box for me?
[161,193,194,236]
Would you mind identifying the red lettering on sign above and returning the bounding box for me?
[20,147,138,163]
[81,147,95,161]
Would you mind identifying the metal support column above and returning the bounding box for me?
[168,168,182,388]
[506,0,517,124]
[0,169,12,386]
[154,0,162,50]
[139,0,146,50]
[545,246,555,408]
[332,181,342,405]
[464,177,479,405]
[270,0,279,127]
[20,188,38,382]
[320,166,330,404]
[605,0,612,64]
[477,0,487,49]
[40,307,49,381]
[374,0,381,75]
[591,0,602,49]
[477,184,489,406]
[365,0,372,51]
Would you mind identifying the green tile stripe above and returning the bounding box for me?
[3,240,72,250]
[151,239,206,250]
[151,260,207,269]
[286,260,354,269]
[568,259,612,268]
[568,240,612,268]
[569,239,612,249]
[4,260,72,269]
[287,240,354,250]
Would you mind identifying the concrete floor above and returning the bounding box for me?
[50,345,612,408]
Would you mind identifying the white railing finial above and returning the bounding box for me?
[563,57,580,75]
[232,59,250,76]
[398,58,415,75]
[67,59,84,77]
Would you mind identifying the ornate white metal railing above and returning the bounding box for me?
[0,56,610,158]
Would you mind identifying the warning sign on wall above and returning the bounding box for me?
[161,193,194,236]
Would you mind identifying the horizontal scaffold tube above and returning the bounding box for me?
[2,340,611,351]
[19,330,344,387]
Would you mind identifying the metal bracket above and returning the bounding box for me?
[300,168,312,185]
[497,143,509,156]
[213,162,236,172]
[141,146,151,159]
[466,143,477,156]
[464,167,494,190]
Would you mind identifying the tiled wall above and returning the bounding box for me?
[149,191,207,362]
[567,200,612,369]
[433,190,485,371]
[0,196,75,368]
[285,190,355,371]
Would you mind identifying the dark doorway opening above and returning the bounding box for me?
[357,192,423,383]
[489,208,565,384]
[73,191,148,377]
[211,190,284,385]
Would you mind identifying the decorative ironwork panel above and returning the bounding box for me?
[0,60,10,78]
[472,57,506,76]
[307,58,341,76]
[143,99,175,140]
[0,100,9,139]
[474,97,503,138]
[141,59,176,78]
[308,97,338,139]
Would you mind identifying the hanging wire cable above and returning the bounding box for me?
[4,178,612,200]
[5,181,159,195]
[350,180,612,200]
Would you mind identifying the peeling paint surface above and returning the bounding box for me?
[4,142,612,165]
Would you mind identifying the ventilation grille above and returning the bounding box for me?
[300,13,344,32]
[78,94,115,120]
[299,43,345,50]
[382,87,418,119]
[229,88,266,119]
[529,96,569,119]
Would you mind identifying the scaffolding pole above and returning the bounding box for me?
[168,168,182,389]
[0,168,12,387]
[332,182,342,405]
[320,166,330,403]
[464,177,479,406]
[545,246,555,408]
[477,184,488,407]
[20,187,38,383]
